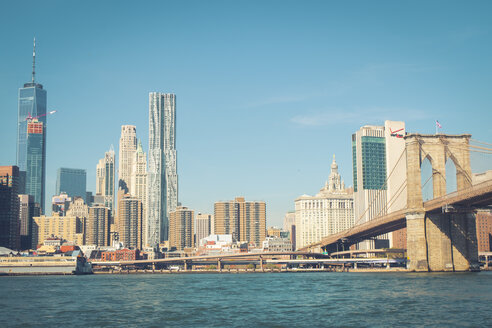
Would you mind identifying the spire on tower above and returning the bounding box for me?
[32,37,36,83]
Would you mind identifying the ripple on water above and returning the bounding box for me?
[2,272,492,327]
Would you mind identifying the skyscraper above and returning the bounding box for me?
[25,119,46,212]
[86,205,111,247]
[352,121,406,249]
[169,206,194,250]
[56,168,87,203]
[148,93,177,247]
[131,141,147,245]
[214,197,266,247]
[195,213,212,246]
[117,195,143,249]
[96,146,115,211]
[0,166,20,250]
[18,194,40,250]
[17,39,47,199]
[118,125,137,192]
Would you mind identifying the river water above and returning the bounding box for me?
[2,272,492,327]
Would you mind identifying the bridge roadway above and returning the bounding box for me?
[301,179,492,252]
[90,251,329,267]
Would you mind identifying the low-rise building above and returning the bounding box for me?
[476,210,492,252]
[262,236,292,253]
[101,249,140,261]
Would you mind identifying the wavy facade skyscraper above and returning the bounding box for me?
[147,93,177,247]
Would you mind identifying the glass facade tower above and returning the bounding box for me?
[17,39,47,210]
[56,168,87,203]
[25,119,46,213]
[148,92,178,247]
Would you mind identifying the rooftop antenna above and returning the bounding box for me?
[32,37,36,83]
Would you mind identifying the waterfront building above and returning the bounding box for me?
[18,194,40,250]
[214,197,266,247]
[148,92,178,246]
[56,168,87,203]
[0,166,20,250]
[32,213,84,248]
[118,125,137,193]
[295,156,354,250]
[25,118,46,213]
[131,141,147,246]
[17,39,47,196]
[476,210,492,252]
[86,205,110,247]
[100,249,140,261]
[117,195,143,249]
[283,211,296,250]
[352,121,407,249]
[195,213,212,247]
[96,146,115,211]
[262,236,293,252]
[51,192,71,215]
[169,206,194,250]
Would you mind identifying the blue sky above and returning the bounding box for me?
[1,0,491,226]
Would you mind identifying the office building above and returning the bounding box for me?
[352,121,406,249]
[118,125,137,192]
[295,156,354,250]
[169,206,194,250]
[52,192,71,215]
[96,146,115,211]
[214,197,266,247]
[148,92,178,246]
[195,213,212,247]
[25,118,46,213]
[262,236,292,252]
[283,211,296,250]
[0,166,20,250]
[18,194,40,250]
[17,39,47,196]
[117,195,143,249]
[56,168,87,203]
[32,213,84,248]
[131,141,147,246]
[86,205,110,247]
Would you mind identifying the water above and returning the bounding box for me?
[1,272,492,327]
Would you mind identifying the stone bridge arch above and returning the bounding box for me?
[405,134,472,210]
[404,134,478,272]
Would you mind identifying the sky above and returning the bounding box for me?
[1,0,491,227]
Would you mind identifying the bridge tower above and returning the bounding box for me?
[405,134,479,271]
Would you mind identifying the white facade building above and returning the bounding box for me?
[147,93,178,247]
[262,236,292,252]
[131,141,147,246]
[295,155,354,250]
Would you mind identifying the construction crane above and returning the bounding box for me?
[26,110,57,121]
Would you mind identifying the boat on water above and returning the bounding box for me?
[0,254,93,275]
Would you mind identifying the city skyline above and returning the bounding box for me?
[1,1,491,227]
